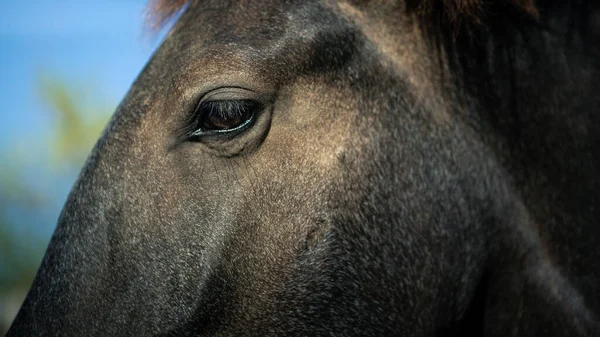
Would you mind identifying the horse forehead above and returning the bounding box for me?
[175,0,345,48]
[157,0,357,85]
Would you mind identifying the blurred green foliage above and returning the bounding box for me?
[39,73,113,167]
[0,73,113,334]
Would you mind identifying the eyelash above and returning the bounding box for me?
[189,99,262,138]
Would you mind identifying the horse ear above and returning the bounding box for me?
[406,0,539,28]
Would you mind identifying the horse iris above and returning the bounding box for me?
[193,99,260,136]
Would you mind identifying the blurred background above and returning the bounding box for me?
[0,0,167,333]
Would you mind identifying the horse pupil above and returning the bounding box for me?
[208,113,244,129]
[199,100,255,132]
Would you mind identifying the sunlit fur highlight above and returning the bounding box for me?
[146,0,190,30]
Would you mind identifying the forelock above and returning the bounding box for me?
[146,0,192,31]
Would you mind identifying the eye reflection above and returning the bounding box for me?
[192,99,261,136]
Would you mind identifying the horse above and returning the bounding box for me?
[7,0,600,336]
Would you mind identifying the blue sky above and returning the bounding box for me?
[0,1,173,328]
[0,0,162,146]
[0,0,167,239]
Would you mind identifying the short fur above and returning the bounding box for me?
[148,0,539,29]
[7,0,600,336]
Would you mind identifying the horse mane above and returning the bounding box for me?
[406,0,538,27]
[146,0,538,31]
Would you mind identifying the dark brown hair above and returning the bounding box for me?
[146,0,539,31]
[406,0,538,26]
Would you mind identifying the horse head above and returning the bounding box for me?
[8,1,600,336]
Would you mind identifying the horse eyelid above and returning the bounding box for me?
[188,100,262,138]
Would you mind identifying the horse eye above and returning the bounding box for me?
[191,100,261,137]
